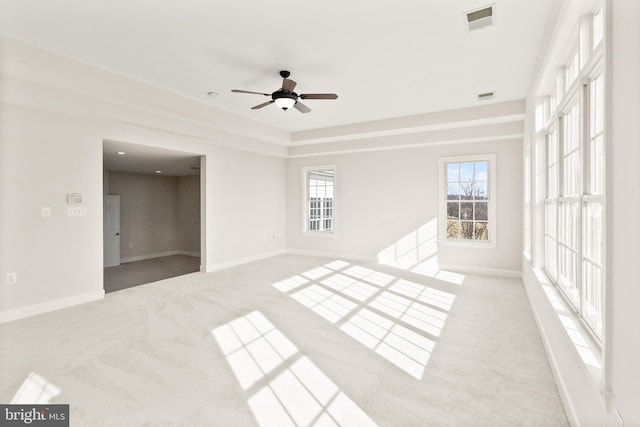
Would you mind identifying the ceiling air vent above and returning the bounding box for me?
[478,91,495,101]
[465,4,495,31]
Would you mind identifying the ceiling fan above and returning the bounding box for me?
[231,70,338,113]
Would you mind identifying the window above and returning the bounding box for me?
[439,154,496,246]
[543,69,605,340]
[582,72,605,337]
[565,50,580,90]
[302,166,335,235]
[545,128,558,278]
[592,7,603,48]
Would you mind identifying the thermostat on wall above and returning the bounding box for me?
[67,193,83,205]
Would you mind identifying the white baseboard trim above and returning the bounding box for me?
[121,250,201,264]
[0,289,105,324]
[285,249,521,278]
[205,249,287,273]
[286,248,378,263]
[437,264,522,279]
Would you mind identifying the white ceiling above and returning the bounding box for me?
[103,140,201,176]
[0,0,554,134]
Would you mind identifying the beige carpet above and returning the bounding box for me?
[0,254,568,426]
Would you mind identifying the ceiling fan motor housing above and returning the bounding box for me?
[272,90,298,110]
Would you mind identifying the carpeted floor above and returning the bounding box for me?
[0,254,568,426]
[103,255,201,293]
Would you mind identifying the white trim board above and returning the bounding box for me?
[204,249,287,273]
[286,248,378,263]
[437,264,521,279]
[0,290,105,324]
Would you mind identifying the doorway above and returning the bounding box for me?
[102,140,203,293]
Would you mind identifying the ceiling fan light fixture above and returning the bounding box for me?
[274,97,296,110]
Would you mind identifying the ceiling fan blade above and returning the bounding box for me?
[251,100,275,110]
[294,101,311,114]
[299,93,338,100]
[282,78,297,92]
[231,89,271,96]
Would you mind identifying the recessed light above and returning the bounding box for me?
[116,151,126,155]
[155,170,162,174]
[207,91,219,97]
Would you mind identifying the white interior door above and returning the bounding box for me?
[103,195,120,267]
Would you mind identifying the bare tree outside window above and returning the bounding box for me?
[446,161,489,240]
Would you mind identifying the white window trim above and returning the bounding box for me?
[301,165,337,238]
[438,154,497,248]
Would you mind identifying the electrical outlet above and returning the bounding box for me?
[6,272,17,284]
[41,207,51,217]
[68,207,87,217]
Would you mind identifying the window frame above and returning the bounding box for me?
[438,154,497,248]
[301,165,337,237]
[541,36,606,343]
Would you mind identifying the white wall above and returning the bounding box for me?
[177,175,201,254]
[0,37,287,321]
[608,0,640,423]
[522,0,640,424]
[287,139,522,273]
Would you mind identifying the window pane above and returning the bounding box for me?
[447,183,460,200]
[460,221,474,239]
[565,51,579,88]
[583,202,603,264]
[460,183,474,200]
[589,73,605,195]
[545,236,557,279]
[592,8,603,48]
[460,202,473,220]
[474,222,488,240]
[558,201,579,306]
[474,202,488,221]
[591,73,604,135]
[447,163,459,182]
[447,220,459,239]
[459,162,474,182]
[474,182,488,200]
[447,202,460,220]
[474,161,488,182]
[582,260,602,337]
[545,201,558,278]
[562,103,580,196]
[546,129,559,198]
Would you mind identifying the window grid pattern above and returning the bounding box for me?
[582,73,605,337]
[307,170,334,232]
[545,128,558,277]
[445,161,489,241]
[544,57,605,340]
[556,102,581,306]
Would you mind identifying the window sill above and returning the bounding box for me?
[302,231,337,239]
[438,239,497,249]
[528,266,605,405]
